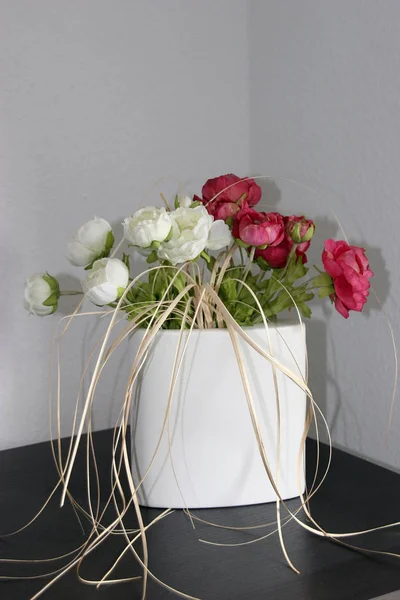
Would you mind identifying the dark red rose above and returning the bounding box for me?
[255,236,293,268]
[194,173,262,221]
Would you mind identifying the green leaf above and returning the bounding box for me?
[190,201,202,208]
[43,273,60,295]
[256,277,269,290]
[200,250,211,263]
[122,252,130,270]
[318,285,334,299]
[220,278,237,302]
[164,226,173,242]
[149,269,165,297]
[42,293,59,307]
[235,238,250,249]
[117,287,126,298]
[286,258,308,284]
[266,275,283,296]
[293,291,314,303]
[313,264,324,274]
[146,250,158,264]
[172,272,187,294]
[133,281,156,303]
[298,302,312,318]
[256,256,270,271]
[231,302,254,324]
[225,267,242,279]
[125,288,135,303]
[314,272,333,288]
[174,194,180,209]
[225,216,234,228]
[206,255,216,272]
[104,230,115,254]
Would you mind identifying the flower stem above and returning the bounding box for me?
[237,246,256,294]
[256,270,265,285]
[60,291,83,296]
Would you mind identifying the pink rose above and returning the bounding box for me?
[286,215,315,263]
[255,235,293,268]
[232,207,285,248]
[194,173,262,221]
[322,239,374,318]
[287,215,315,243]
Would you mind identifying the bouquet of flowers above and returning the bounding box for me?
[24,173,374,324]
[17,173,400,600]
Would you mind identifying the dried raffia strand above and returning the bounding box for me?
[228,324,299,574]
[60,265,194,507]
[198,280,334,549]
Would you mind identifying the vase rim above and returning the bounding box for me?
[136,320,304,335]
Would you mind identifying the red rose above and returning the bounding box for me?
[255,235,293,268]
[232,207,285,248]
[194,173,262,221]
[322,239,374,318]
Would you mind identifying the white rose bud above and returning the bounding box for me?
[123,207,172,248]
[206,219,233,251]
[66,217,114,267]
[157,206,213,265]
[24,273,60,316]
[82,258,129,306]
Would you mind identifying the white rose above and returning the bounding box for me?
[66,217,114,267]
[206,219,233,251]
[157,206,213,265]
[82,258,129,305]
[24,273,60,316]
[123,207,172,248]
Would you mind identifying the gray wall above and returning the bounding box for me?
[2,0,400,471]
[0,0,250,449]
[249,0,400,470]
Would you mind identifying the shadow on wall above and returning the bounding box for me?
[307,319,342,446]
[56,273,84,316]
[257,178,282,211]
[359,243,390,314]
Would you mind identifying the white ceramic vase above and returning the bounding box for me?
[130,322,307,509]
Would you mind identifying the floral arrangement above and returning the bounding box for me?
[24,173,374,323]
[16,174,392,600]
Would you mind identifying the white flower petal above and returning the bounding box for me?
[123,207,172,248]
[66,240,98,267]
[82,258,129,306]
[85,282,118,305]
[66,217,112,267]
[206,220,233,251]
[23,273,54,317]
[157,206,212,265]
[78,217,111,252]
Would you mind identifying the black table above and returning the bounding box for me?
[1,429,400,599]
